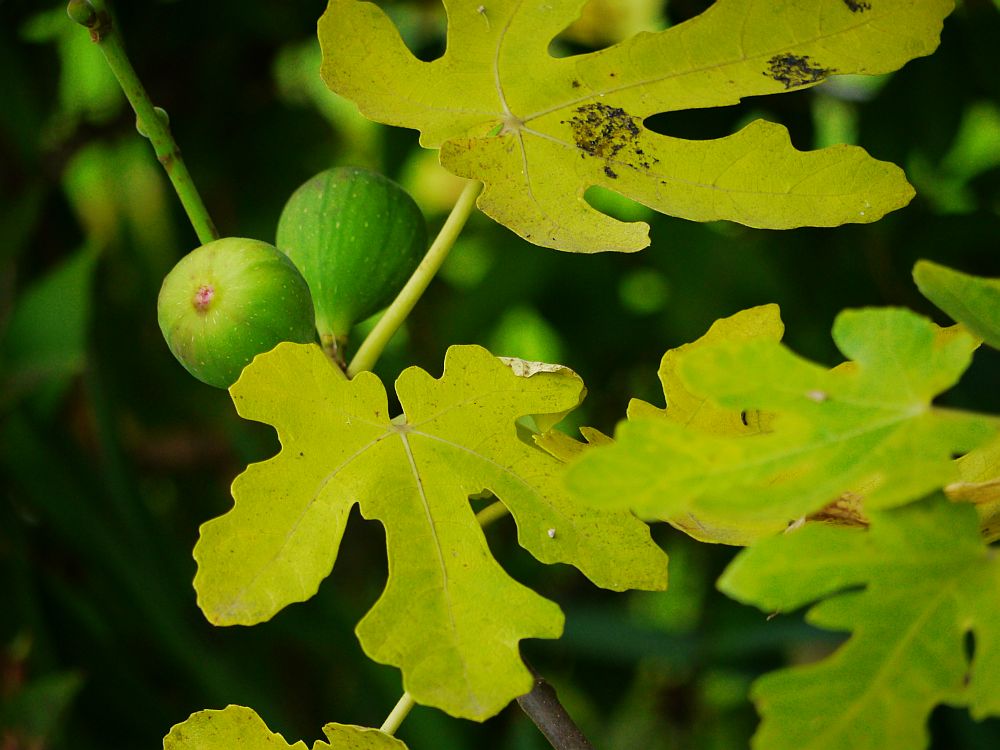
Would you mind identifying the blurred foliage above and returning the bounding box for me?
[0,1,998,748]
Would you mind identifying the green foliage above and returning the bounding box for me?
[319,0,952,252]
[626,304,783,434]
[0,244,97,410]
[566,307,997,534]
[718,495,1000,750]
[914,261,1000,349]
[0,670,83,748]
[164,705,407,750]
[194,342,665,719]
[7,0,999,747]
[625,304,787,544]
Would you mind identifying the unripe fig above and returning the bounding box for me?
[157,237,316,388]
[276,167,427,356]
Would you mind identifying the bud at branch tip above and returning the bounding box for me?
[66,0,98,28]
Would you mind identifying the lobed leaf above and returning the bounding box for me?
[626,303,783,435]
[567,307,996,535]
[194,343,665,720]
[319,0,953,252]
[542,306,786,545]
[163,705,406,750]
[914,260,1000,349]
[718,495,1000,750]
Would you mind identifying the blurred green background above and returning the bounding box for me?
[1,0,999,748]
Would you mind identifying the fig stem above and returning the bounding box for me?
[68,0,219,246]
[347,179,483,377]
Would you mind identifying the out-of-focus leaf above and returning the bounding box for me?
[554,305,787,545]
[0,671,83,746]
[627,304,782,435]
[0,245,98,408]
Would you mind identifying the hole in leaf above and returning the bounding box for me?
[643,89,816,149]
[377,0,447,62]
[963,629,976,675]
[583,185,652,223]
[549,0,667,58]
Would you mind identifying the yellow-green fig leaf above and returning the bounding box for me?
[719,496,1000,750]
[163,705,407,750]
[914,260,1000,349]
[320,0,952,252]
[194,344,665,720]
[567,308,997,533]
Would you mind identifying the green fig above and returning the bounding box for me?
[276,167,427,358]
[157,237,316,388]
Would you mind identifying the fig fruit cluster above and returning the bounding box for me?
[157,168,426,388]
[277,167,427,358]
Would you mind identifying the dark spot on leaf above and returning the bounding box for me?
[844,0,871,11]
[299,451,304,457]
[765,54,836,89]
[571,79,581,88]
[564,102,658,178]
[609,72,616,77]
[740,410,749,426]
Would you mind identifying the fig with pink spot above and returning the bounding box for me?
[157,237,316,388]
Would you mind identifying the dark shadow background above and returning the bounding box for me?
[1,1,999,748]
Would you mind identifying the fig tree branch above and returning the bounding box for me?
[517,660,595,750]
[67,0,219,245]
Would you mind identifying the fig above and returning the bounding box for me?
[157,237,316,388]
[276,167,427,357]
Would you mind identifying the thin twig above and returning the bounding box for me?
[68,0,219,245]
[380,692,416,736]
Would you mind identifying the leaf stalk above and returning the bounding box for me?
[380,691,415,736]
[347,179,483,377]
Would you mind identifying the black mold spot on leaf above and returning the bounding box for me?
[564,103,659,177]
[765,54,837,89]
